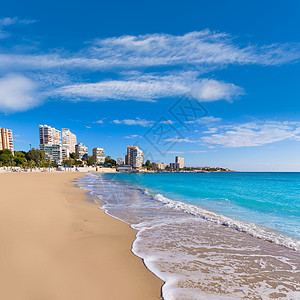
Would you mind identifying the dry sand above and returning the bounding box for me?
[0,172,163,300]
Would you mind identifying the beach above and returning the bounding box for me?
[85,172,300,299]
[0,172,163,300]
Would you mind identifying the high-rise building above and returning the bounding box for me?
[0,128,14,153]
[62,128,77,156]
[92,148,105,164]
[126,145,144,169]
[75,143,88,160]
[170,156,184,170]
[175,156,184,169]
[39,125,61,146]
[39,125,62,163]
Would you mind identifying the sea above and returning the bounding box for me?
[79,172,300,299]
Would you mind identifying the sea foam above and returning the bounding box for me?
[153,193,300,251]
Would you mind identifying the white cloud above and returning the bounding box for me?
[160,120,174,124]
[164,151,184,154]
[0,74,41,112]
[124,134,141,139]
[55,72,243,103]
[0,17,36,27]
[164,137,198,143]
[113,118,154,127]
[0,17,36,39]
[202,121,300,147]
[190,79,244,102]
[94,120,104,124]
[0,30,299,71]
[90,31,300,68]
[203,127,218,134]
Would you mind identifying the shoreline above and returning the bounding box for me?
[87,172,300,299]
[0,172,163,300]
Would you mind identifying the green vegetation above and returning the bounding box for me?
[105,156,116,167]
[143,159,153,170]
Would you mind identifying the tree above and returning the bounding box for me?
[26,148,45,166]
[14,151,27,166]
[0,149,14,166]
[143,159,153,170]
[86,156,94,166]
[70,152,76,159]
[105,156,116,167]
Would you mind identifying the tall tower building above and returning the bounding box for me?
[126,145,144,169]
[39,125,62,164]
[92,148,105,164]
[39,125,61,146]
[75,143,88,160]
[0,128,14,153]
[175,156,184,169]
[62,128,77,154]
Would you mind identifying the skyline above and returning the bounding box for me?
[1,1,300,171]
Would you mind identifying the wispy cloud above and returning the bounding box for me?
[90,31,300,68]
[55,72,243,102]
[123,134,141,139]
[1,30,299,71]
[0,17,36,39]
[164,137,198,143]
[93,120,104,124]
[113,118,154,127]
[1,27,300,112]
[202,121,300,147]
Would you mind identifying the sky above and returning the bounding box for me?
[1,0,300,171]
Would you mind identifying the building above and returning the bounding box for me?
[75,143,88,160]
[175,156,184,169]
[62,128,77,156]
[117,157,124,165]
[93,148,105,164]
[125,145,144,169]
[116,165,131,173]
[40,144,62,165]
[152,162,167,170]
[62,147,70,160]
[0,128,14,153]
[170,162,180,170]
[39,125,61,146]
[39,125,62,164]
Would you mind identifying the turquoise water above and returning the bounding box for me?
[80,173,300,299]
[104,172,300,240]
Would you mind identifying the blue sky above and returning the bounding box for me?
[1,0,300,171]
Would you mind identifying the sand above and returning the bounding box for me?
[0,172,163,300]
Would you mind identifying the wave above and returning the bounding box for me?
[152,192,300,252]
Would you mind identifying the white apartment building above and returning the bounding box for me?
[62,128,77,155]
[175,156,184,169]
[93,148,105,164]
[75,143,88,160]
[39,125,61,146]
[0,128,14,153]
[152,162,167,170]
[126,145,144,169]
[39,125,62,163]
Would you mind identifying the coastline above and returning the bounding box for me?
[0,172,163,300]
[86,172,300,299]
